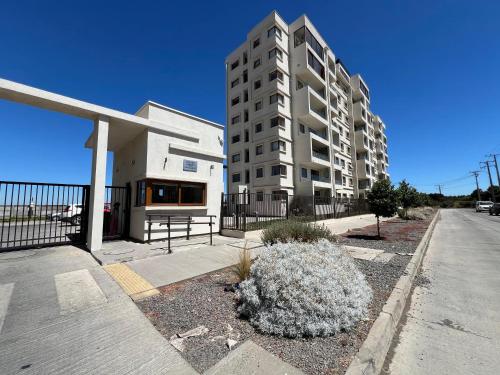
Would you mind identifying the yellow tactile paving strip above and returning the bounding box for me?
[103,263,158,299]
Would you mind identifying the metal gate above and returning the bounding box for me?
[0,181,131,251]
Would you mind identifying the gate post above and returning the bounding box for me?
[81,186,91,243]
[124,183,131,238]
[219,192,224,234]
[87,116,109,252]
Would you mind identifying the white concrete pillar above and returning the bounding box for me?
[87,116,109,252]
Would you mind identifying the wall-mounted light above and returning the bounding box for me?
[163,157,168,170]
[210,164,214,176]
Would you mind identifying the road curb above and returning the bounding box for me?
[345,210,441,375]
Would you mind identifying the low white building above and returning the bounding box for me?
[0,78,225,251]
[109,101,225,241]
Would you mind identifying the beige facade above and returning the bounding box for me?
[226,12,389,198]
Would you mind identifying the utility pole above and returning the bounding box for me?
[480,161,496,202]
[470,171,481,201]
[486,154,500,187]
[435,184,443,195]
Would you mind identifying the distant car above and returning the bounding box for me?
[61,204,83,225]
[489,203,500,216]
[46,212,62,221]
[476,201,494,212]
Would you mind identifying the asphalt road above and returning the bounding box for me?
[0,220,80,249]
[385,209,500,374]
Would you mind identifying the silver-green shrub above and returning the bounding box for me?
[238,240,372,338]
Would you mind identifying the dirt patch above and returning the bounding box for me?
[136,256,410,374]
[340,213,436,253]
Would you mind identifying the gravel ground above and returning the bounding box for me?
[338,213,436,253]
[136,255,410,374]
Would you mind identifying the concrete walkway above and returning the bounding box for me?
[386,209,500,374]
[0,246,196,375]
[244,213,392,241]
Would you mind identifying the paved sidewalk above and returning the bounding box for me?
[386,209,500,374]
[0,246,196,375]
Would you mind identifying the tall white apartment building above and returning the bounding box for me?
[225,12,389,199]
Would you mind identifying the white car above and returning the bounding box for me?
[475,201,493,212]
[61,204,83,225]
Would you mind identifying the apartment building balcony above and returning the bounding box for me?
[356,159,371,179]
[352,100,368,125]
[351,74,370,103]
[355,131,369,152]
[295,84,329,130]
[336,61,350,84]
[299,168,332,192]
[293,42,326,86]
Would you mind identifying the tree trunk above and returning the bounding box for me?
[377,216,381,238]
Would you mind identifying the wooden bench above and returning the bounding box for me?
[146,215,216,253]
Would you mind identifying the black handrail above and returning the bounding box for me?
[146,214,216,253]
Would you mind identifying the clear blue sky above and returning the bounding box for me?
[1,0,500,195]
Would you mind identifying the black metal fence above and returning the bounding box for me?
[103,185,131,240]
[0,181,89,251]
[220,192,369,232]
[0,181,131,251]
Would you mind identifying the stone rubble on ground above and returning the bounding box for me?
[169,325,209,352]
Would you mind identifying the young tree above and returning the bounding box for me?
[367,179,399,238]
[397,179,419,218]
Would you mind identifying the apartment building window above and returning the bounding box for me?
[365,164,370,175]
[243,51,248,65]
[256,191,264,201]
[232,153,240,163]
[244,149,249,163]
[244,130,249,142]
[231,78,239,88]
[254,100,262,111]
[342,177,347,186]
[346,131,350,138]
[243,90,248,102]
[301,168,308,178]
[231,134,240,144]
[244,110,249,122]
[293,26,324,59]
[254,79,262,90]
[232,173,241,183]
[270,115,285,128]
[231,59,239,70]
[269,93,284,105]
[253,57,261,69]
[347,146,351,154]
[267,25,282,39]
[349,178,353,186]
[255,122,262,133]
[231,114,240,125]
[243,70,248,83]
[307,51,325,79]
[231,96,240,106]
[334,157,340,165]
[271,164,287,176]
[255,144,263,155]
[299,123,305,133]
[256,167,264,178]
[253,38,260,49]
[268,47,283,61]
[270,140,286,152]
[245,169,250,184]
[269,69,284,82]
[341,159,346,168]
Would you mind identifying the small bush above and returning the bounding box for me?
[238,240,372,338]
[260,220,336,245]
[232,241,252,282]
[399,207,434,220]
